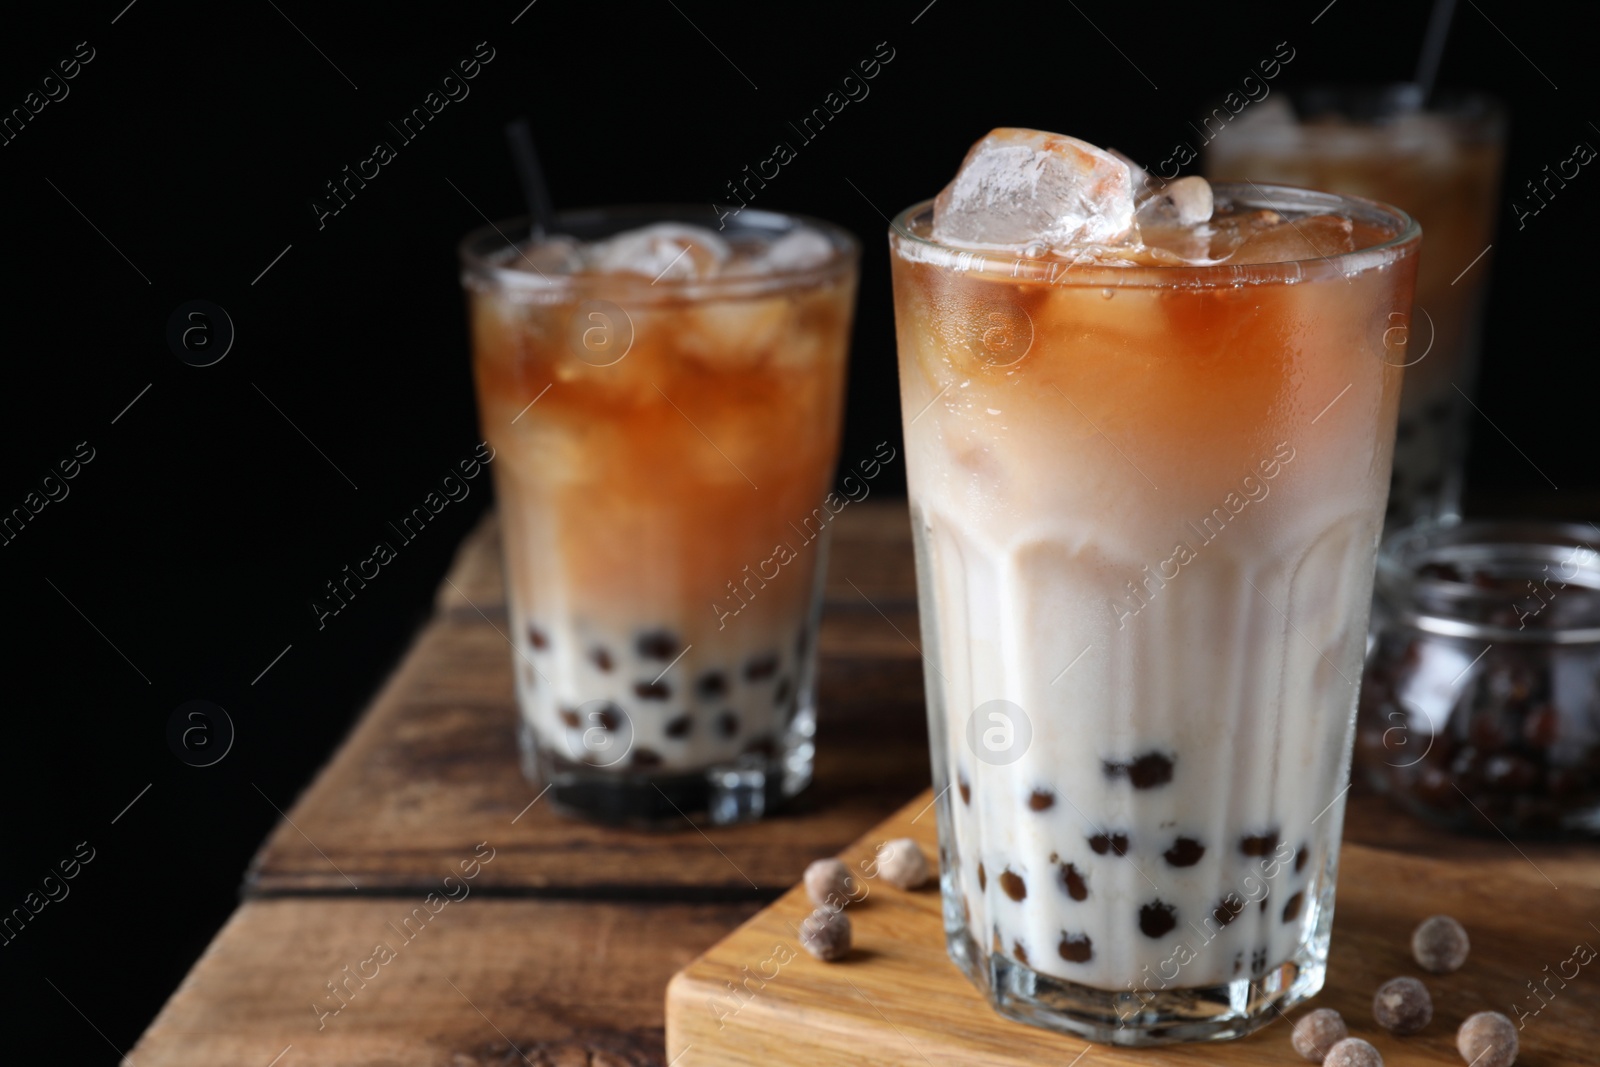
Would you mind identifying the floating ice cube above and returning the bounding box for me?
[932,128,1135,251]
[501,235,582,277]
[1135,175,1214,226]
[755,227,834,272]
[585,223,730,280]
[1226,213,1355,264]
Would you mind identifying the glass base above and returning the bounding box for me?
[948,926,1323,1046]
[518,718,813,829]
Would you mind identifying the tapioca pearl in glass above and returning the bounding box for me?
[636,630,681,659]
[696,671,727,700]
[744,653,779,681]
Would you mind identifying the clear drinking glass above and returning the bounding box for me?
[1206,86,1505,529]
[890,185,1420,1044]
[461,206,858,827]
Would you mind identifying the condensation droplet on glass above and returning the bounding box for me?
[1023,243,1046,259]
[1100,288,1115,300]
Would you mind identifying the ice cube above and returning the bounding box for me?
[1106,146,1158,201]
[585,223,730,280]
[1227,213,1355,265]
[932,128,1135,251]
[1135,175,1214,226]
[727,227,835,276]
[755,227,834,272]
[500,235,582,278]
[1230,95,1297,133]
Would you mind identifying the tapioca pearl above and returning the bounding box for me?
[1012,939,1029,965]
[632,748,663,769]
[1233,951,1245,975]
[1058,932,1094,963]
[696,671,727,700]
[1101,751,1175,789]
[1088,832,1130,857]
[1028,789,1054,811]
[1139,901,1177,938]
[977,862,986,891]
[559,708,581,730]
[636,630,680,659]
[588,645,614,672]
[528,625,550,650]
[665,714,693,739]
[633,681,671,701]
[1212,894,1245,928]
[1295,843,1309,873]
[958,775,971,805]
[716,711,740,738]
[1057,862,1089,901]
[1281,891,1304,923]
[744,653,779,681]
[595,704,622,731]
[1128,752,1175,788]
[998,869,1026,901]
[1240,830,1280,857]
[1163,837,1205,867]
[742,736,777,759]
[1250,947,1269,976]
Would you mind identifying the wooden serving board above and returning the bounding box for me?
[666,790,1600,1066]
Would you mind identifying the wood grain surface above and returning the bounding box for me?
[127,898,761,1067]
[667,790,1600,1066]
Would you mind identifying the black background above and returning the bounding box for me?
[1,1,1594,1059]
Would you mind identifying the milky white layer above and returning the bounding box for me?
[909,423,1380,991]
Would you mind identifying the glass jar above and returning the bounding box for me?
[1358,521,1600,836]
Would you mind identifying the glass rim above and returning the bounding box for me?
[1377,519,1600,644]
[459,203,860,301]
[888,182,1420,288]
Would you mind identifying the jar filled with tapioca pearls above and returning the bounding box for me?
[1358,521,1600,837]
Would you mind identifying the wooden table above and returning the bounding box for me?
[127,501,1596,1066]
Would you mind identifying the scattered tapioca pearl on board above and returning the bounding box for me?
[1373,976,1432,1035]
[877,838,930,890]
[1324,1037,1383,1067]
[1291,1008,1348,1063]
[1457,1011,1517,1067]
[799,908,851,961]
[1411,915,1470,973]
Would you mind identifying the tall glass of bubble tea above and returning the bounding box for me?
[890,129,1420,1044]
[1206,87,1504,529]
[461,207,858,826]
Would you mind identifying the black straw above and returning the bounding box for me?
[504,117,554,240]
[1413,0,1458,106]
